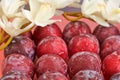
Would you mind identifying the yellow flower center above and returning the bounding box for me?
[113,9,120,14]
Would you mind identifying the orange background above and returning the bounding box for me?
[0,16,120,78]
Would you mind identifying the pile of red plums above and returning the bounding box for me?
[1,21,120,80]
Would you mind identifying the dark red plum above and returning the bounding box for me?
[110,72,120,80]
[36,54,68,77]
[0,71,32,80]
[37,36,68,61]
[102,52,120,80]
[93,24,119,43]
[33,23,62,45]
[4,36,36,61]
[72,70,104,80]
[2,54,34,77]
[20,31,33,39]
[38,72,68,80]
[101,35,120,60]
[68,34,99,57]
[63,21,91,44]
[68,51,101,78]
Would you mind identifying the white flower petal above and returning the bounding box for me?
[14,22,34,36]
[29,0,41,17]
[90,15,109,27]
[0,3,3,18]
[55,10,64,16]
[28,3,61,27]
[12,18,29,29]
[0,16,33,37]
[101,0,120,23]
[107,0,120,8]
[35,20,59,27]
[81,0,97,15]
[34,3,56,26]
[0,16,14,36]
[108,14,120,22]
[38,0,74,8]
[0,18,6,29]
[22,9,33,22]
[82,0,105,15]
[1,0,26,18]
[9,22,34,37]
[7,1,25,14]
[2,16,9,25]
[68,2,81,8]
[23,0,60,26]
[80,0,120,26]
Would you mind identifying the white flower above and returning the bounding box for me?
[1,0,26,18]
[22,0,75,27]
[81,0,109,26]
[0,3,4,18]
[0,16,34,37]
[102,0,120,23]
[68,0,81,8]
[22,0,59,27]
[81,0,120,26]
[37,0,74,9]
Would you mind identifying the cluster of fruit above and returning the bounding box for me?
[0,21,120,80]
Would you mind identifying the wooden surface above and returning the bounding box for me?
[0,16,120,79]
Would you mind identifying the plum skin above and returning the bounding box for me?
[72,70,104,80]
[0,71,32,80]
[2,53,35,78]
[110,72,120,80]
[38,72,68,80]
[100,35,120,60]
[102,52,120,80]
[33,23,62,45]
[37,36,68,61]
[68,51,101,78]
[68,34,100,57]
[35,54,68,77]
[93,24,119,44]
[4,36,36,61]
[63,21,91,44]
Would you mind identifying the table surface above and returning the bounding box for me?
[0,16,120,78]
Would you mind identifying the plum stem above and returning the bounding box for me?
[63,12,83,21]
[0,29,4,42]
[0,29,13,50]
[0,35,9,44]
[0,36,13,50]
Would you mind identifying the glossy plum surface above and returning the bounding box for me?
[68,51,101,78]
[93,24,119,44]
[0,71,32,80]
[68,34,99,57]
[36,54,68,77]
[110,72,120,80]
[20,31,33,39]
[37,36,68,61]
[102,52,120,80]
[2,54,34,77]
[101,35,120,60]
[4,36,36,61]
[38,72,68,80]
[33,23,62,45]
[63,21,91,44]
[72,70,104,80]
